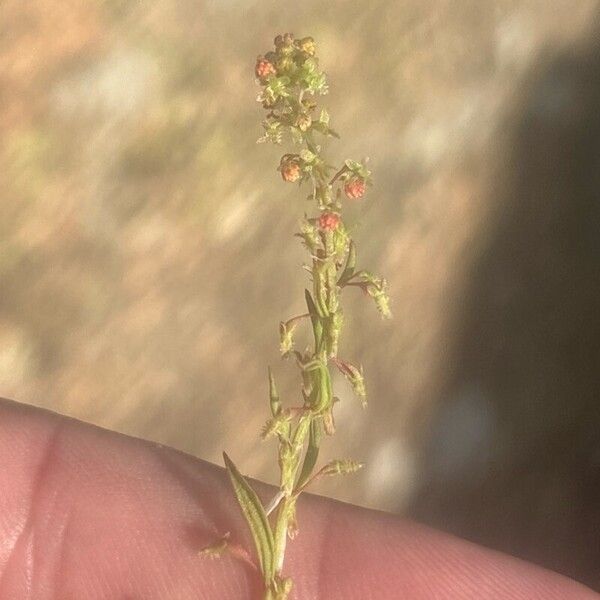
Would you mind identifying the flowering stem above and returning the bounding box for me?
[216,33,391,600]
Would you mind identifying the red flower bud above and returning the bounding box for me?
[343,177,366,199]
[255,57,276,80]
[318,211,341,231]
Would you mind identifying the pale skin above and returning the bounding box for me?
[0,398,596,599]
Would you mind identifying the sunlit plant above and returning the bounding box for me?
[201,33,391,600]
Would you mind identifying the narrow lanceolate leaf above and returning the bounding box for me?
[313,362,333,413]
[338,240,356,286]
[291,413,312,449]
[321,459,364,476]
[296,418,322,490]
[268,367,281,417]
[304,289,323,349]
[223,453,275,584]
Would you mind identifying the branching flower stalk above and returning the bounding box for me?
[201,33,391,600]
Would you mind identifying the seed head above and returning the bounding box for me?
[255,56,276,80]
[318,211,341,231]
[280,156,301,182]
[344,177,366,199]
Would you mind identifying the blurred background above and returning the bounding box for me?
[1,0,599,591]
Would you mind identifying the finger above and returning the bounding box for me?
[0,398,596,599]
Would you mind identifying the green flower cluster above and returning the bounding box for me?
[255,33,330,142]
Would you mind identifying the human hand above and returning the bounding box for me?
[0,398,595,599]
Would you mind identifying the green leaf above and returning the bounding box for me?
[268,367,281,416]
[223,453,275,584]
[313,362,333,413]
[291,413,312,448]
[296,418,322,489]
[333,226,350,263]
[310,121,327,135]
[325,310,343,358]
[310,121,340,139]
[338,240,356,286]
[321,459,364,476]
[304,289,323,348]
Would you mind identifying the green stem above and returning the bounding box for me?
[329,164,349,186]
[271,416,311,582]
[272,495,293,575]
[263,59,355,599]
[270,262,334,592]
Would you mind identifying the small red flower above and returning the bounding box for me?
[280,158,301,182]
[318,211,341,231]
[255,57,276,80]
[344,177,366,199]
